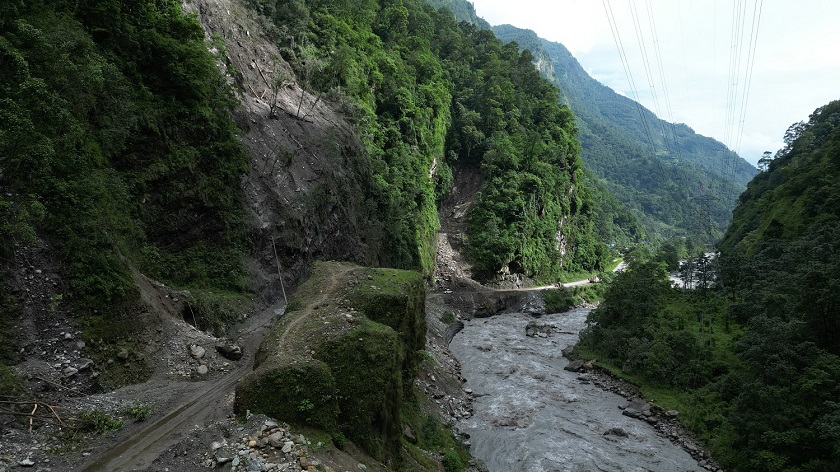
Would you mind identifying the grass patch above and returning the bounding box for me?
[121,401,153,422]
[603,258,624,273]
[53,409,125,454]
[554,270,594,284]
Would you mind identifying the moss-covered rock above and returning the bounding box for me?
[316,319,403,460]
[346,267,427,393]
[234,359,339,431]
[234,261,426,465]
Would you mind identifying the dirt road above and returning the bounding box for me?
[77,301,283,472]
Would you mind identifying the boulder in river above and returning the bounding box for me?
[525,321,555,338]
[564,359,586,372]
[603,427,629,437]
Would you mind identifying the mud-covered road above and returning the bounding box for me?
[77,302,283,471]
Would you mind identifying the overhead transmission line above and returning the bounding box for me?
[601,0,660,157]
[734,0,763,161]
[638,0,713,237]
[605,0,713,237]
[720,0,763,202]
[640,0,689,168]
[722,0,748,151]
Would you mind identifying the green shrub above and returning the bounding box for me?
[332,431,346,450]
[442,449,464,472]
[78,411,123,435]
[0,364,20,396]
[543,287,576,313]
[184,290,253,336]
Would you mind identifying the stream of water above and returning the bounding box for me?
[450,308,703,472]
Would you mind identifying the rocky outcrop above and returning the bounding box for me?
[215,343,243,361]
[234,262,426,466]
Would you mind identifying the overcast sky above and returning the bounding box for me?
[468,0,840,166]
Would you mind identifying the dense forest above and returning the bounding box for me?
[490,25,757,243]
[0,0,250,303]
[247,0,635,279]
[424,0,489,29]
[0,0,253,390]
[579,101,840,471]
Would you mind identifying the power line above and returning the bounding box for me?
[734,0,763,157]
[602,0,659,156]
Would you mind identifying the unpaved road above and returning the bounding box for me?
[77,301,283,472]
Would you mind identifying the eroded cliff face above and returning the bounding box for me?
[182,0,390,298]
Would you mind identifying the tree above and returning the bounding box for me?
[757,151,773,172]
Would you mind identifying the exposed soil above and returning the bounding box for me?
[0,233,280,470]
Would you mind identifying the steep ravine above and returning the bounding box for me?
[450,308,706,472]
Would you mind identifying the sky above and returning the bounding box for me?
[468,0,840,166]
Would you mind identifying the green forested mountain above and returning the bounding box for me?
[714,101,840,470]
[490,25,757,242]
[579,101,840,471]
[0,0,618,344]
[0,0,249,308]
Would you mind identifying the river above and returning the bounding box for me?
[450,307,704,472]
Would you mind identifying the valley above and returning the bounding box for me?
[1,0,837,471]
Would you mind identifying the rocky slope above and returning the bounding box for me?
[181,0,392,298]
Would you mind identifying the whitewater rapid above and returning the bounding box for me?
[450,307,703,472]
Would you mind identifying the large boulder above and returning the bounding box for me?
[234,261,426,465]
[622,397,653,419]
[215,344,243,361]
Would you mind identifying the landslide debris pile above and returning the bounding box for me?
[234,261,426,466]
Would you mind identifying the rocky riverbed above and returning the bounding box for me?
[450,307,714,472]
